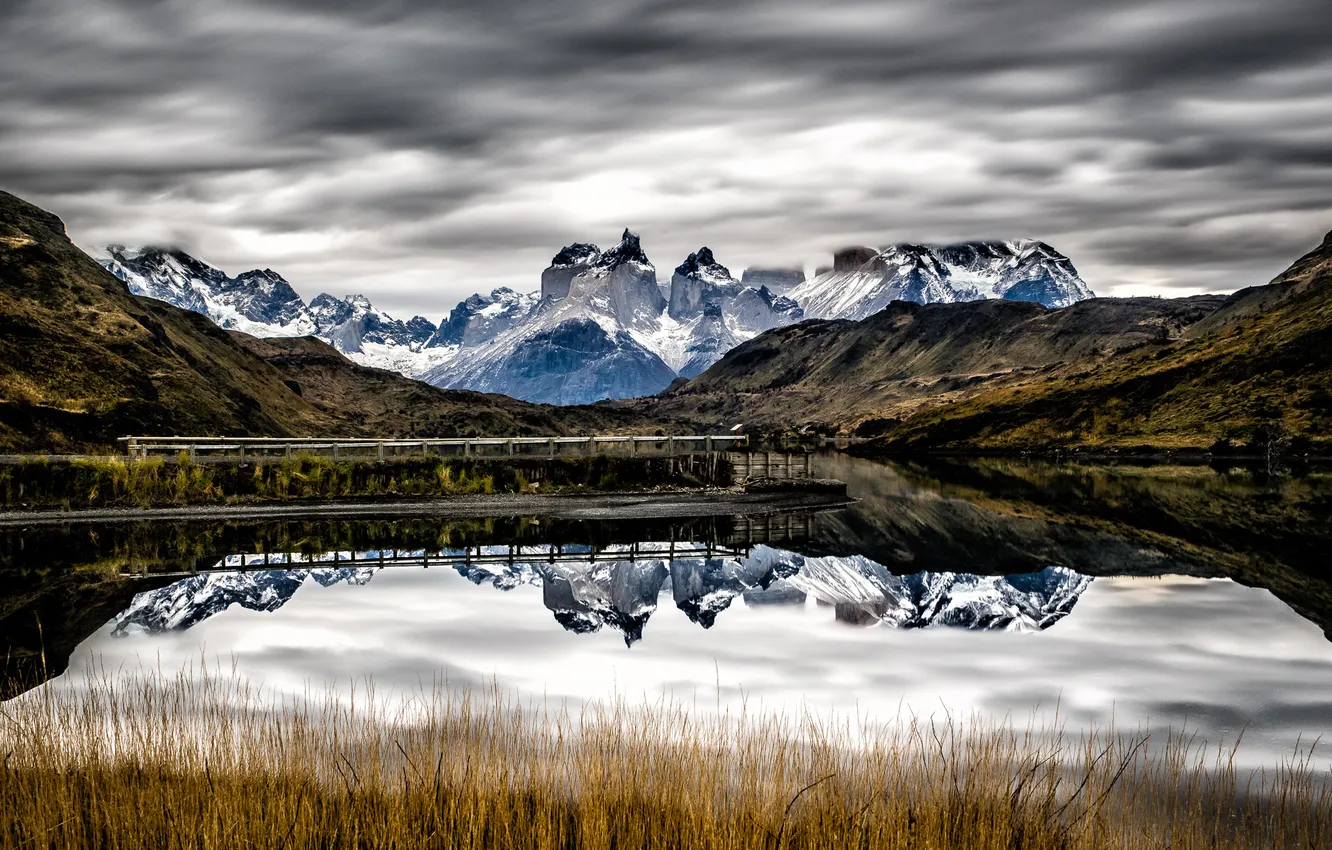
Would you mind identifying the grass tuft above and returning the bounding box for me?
[0,454,733,509]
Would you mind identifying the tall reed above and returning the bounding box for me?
[0,669,1326,849]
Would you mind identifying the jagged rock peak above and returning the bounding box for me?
[234,268,288,285]
[550,242,600,267]
[675,246,731,280]
[600,228,650,267]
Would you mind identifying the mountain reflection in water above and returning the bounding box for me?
[4,454,1331,768]
[108,549,1093,644]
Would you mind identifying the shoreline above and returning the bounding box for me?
[853,446,1332,464]
[0,488,855,527]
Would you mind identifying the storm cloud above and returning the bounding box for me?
[2,0,1331,317]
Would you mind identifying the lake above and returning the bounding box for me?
[4,453,1330,769]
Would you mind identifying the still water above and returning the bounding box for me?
[4,454,1331,767]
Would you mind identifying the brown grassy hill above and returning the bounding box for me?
[0,190,661,452]
[872,230,1332,453]
[625,293,1224,431]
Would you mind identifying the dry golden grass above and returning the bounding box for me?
[0,670,1327,849]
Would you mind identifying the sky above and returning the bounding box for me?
[3,0,1332,319]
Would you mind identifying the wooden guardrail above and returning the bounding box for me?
[116,434,749,462]
[726,451,813,483]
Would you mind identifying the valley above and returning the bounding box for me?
[98,228,1096,405]
[6,186,1332,458]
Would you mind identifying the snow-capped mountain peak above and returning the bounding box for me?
[597,228,652,269]
[789,240,1093,321]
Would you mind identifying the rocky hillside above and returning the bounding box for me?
[628,294,1224,431]
[0,190,661,453]
[871,229,1332,452]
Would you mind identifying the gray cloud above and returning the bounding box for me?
[2,0,1331,316]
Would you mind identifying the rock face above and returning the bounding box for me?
[421,230,682,403]
[475,317,676,405]
[668,247,735,320]
[569,230,668,324]
[540,243,599,301]
[790,240,1094,320]
[424,231,808,403]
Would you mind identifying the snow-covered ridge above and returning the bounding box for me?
[98,233,1092,403]
[99,245,448,378]
[790,240,1094,321]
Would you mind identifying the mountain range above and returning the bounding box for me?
[7,186,1329,455]
[108,547,1092,645]
[97,232,1095,405]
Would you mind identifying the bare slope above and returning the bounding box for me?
[627,295,1224,430]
